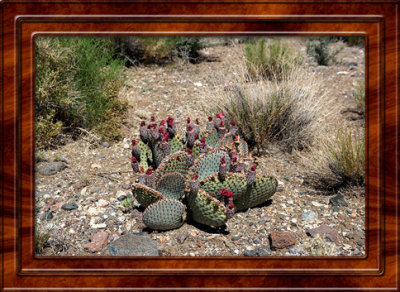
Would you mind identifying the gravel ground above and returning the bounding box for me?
[35,38,365,257]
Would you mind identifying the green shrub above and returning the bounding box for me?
[306,37,341,66]
[244,38,302,81]
[35,36,127,149]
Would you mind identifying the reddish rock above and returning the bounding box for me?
[269,231,296,249]
[307,224,339,242]
[83,231,109,253]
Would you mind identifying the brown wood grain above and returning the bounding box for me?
[1,1,399,290]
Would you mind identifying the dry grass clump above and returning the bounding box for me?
[302,127,365,191]
[244,38,303,81]
[35,224,51,254]
[215,67,332,152]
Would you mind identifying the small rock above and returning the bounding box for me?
[87,207,103,216]
[287,199,294,205]
[269,231,296,249]
[348,62,358,66]
[194,82,203,87]
[231,235,241,241]
[176,233,188,244]
[357,241,364,246]
[37,162,67,176]
[121,184,130,190]
[301,210,317,222]
[41,211,53,221]
[255,247,271,256]
[80,187,87,196]
[258,217,271,224]
[311,201,323,207]
[307,224,339,242]
[337,71,349,75]
[353,249,361,256]
[96,199,110,208]
[91,223,107,229]
[102,141,110,148]
[343,244,352,250]
[106,233,159,256]
[61,202,78,211]
[84,231,109,252]
[91,164,101,169]
[280,214,285,220]
[330,194,348,207]
[299,191,308,195]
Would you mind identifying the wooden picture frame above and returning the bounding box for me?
[1,0,398,290]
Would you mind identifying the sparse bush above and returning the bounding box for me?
[306,37,342,66]
[244,38,302,81]
[216,68,329,152]
[352,79,365,113]
[304,234,338,256]
[303,128,365,191]
[35,36,127,149]
[116,36,204,65]
[327,129,365,185]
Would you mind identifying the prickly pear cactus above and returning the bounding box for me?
[128,112,278,231]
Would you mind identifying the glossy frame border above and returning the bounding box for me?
[1,1,398,290]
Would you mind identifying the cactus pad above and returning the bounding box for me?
[143,199,186,230]
[170,132,184,154]
[199,173,248,201]
[187,189,227,227]
[155,172,186,200]
[188,150,231,181]
[132,183,164,208]
[204,128,219,147]
[234,174,278,211]
[154,151,189,183]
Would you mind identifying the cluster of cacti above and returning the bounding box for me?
[128,112,277,231]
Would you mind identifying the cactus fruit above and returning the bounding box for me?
[129,113,277,231]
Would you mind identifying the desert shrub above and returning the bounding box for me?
[303,128,365,191]
[306,37,342,66]
[352,79,365,113]
[215,68,329,152]
[115,36,204,65]
[35,36,127,149]
[327,129,365,185]
[244,38,302,81]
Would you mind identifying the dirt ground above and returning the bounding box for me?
[35,37,365,257]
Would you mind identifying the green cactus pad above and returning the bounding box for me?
[155,172,186,200]
[180,141,201,159]
[199,173,248,201]
[154,151,189,183]
[143,199,186,231]
[137,140,152,170]
[187,189,227,227]
[234,174,278,211]
[132,183,164,208]
[170,132,184,154]
[204,128,219,147]
[188,150,231,181]
[151,142,165,169]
